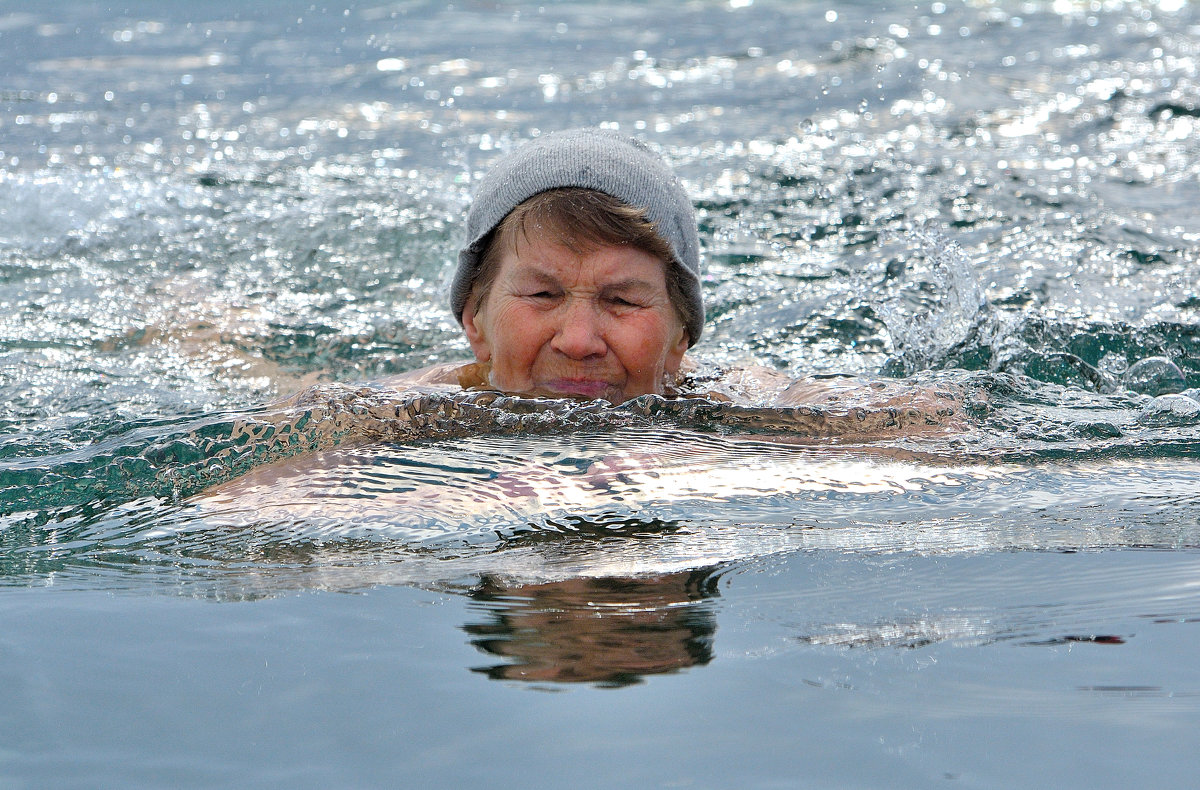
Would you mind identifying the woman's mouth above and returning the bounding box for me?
[541,378,616,399]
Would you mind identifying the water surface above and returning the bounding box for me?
[3,0,1200,787]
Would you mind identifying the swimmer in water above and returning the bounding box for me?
[392,127,698,403]
[454,128,701,404]
[390,127,959,427]
[196,130,961,540]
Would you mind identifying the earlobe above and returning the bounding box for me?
[665,328,689,373]
[461,298,493,362]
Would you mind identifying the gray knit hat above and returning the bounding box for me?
[451,128,704,346]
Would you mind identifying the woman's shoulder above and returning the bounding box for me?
[377,361,490,391]
[678,364,964,437]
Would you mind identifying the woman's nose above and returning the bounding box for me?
[550,299,607,359]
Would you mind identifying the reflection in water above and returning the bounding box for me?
[463,569,721,687]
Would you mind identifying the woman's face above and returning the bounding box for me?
[462,233,688,404]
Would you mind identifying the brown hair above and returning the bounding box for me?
[469,188,695,336]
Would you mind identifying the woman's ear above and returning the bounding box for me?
[665,326,689,374]
[461,295,492,362]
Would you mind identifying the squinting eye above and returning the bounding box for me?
[609,296,640,308]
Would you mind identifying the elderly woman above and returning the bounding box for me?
[400,128,702,404]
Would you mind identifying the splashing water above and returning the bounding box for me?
[878,228,986,375]
[2,0,1199,593]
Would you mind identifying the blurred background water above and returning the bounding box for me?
[2,1,1200,787]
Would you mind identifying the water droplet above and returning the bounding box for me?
[1139,393,1200,422]
[1123,356,1186,395]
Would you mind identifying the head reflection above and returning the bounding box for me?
[464,569,721,687]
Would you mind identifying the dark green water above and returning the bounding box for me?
[3,0,1200,787]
